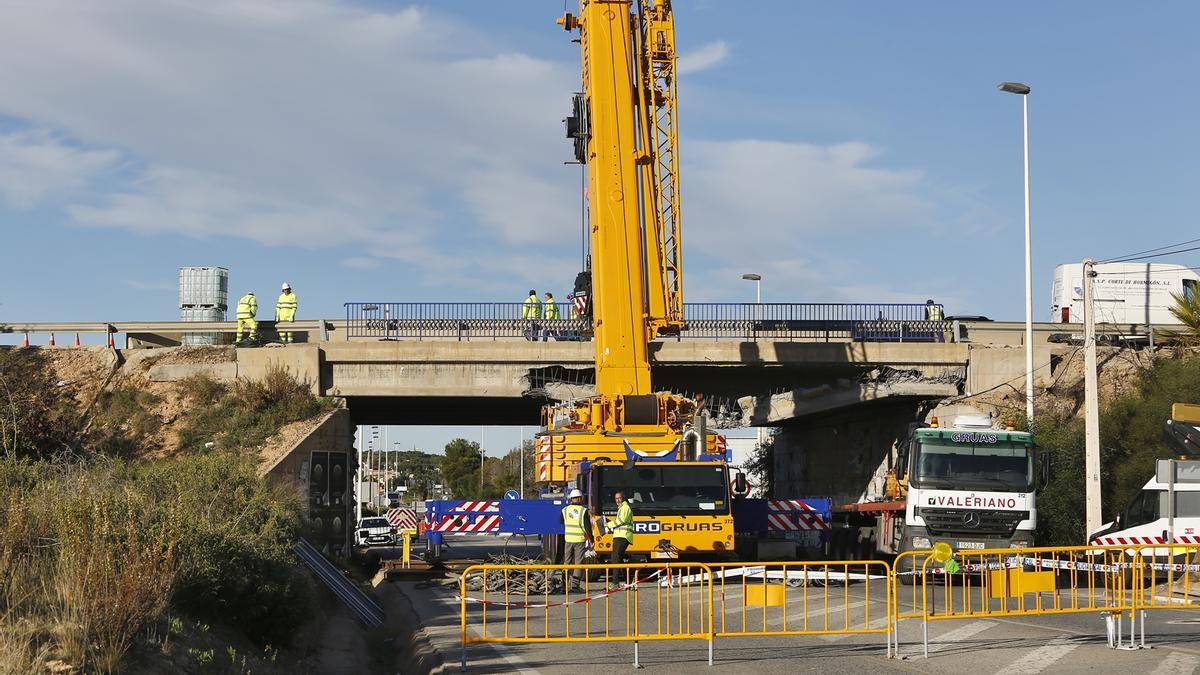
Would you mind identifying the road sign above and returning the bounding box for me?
[504,489,520,500]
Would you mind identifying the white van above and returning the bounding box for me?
[1050,262,1200,325]
[1089,475,1200,547]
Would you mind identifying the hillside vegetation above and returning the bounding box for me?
[1036,351,1200,545]
[0,347,335,673]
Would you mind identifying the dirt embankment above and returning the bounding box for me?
[960,345,1158,421]
[31,345,335,464]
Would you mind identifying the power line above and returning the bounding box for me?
[1098,237,1200,264]
[1104,243,1200,264]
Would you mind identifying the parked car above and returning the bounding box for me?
[354,517,397,547]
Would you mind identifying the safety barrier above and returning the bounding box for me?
[343,302,946,342]
[705,561,893,655]
[1128,543,1200,644]
[454,545,1200,667]
[894,545,1140,655]
[458,562,714,669]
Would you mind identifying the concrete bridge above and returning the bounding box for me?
[139,338,1054,427]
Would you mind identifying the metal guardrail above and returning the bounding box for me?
[294,538,385,628]
[343,302,948,342]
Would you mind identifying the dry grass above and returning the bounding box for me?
[0,453,313,672]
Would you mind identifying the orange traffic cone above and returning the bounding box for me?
[74,333,81,346]
[22,332,29,347]
[48,333,55,346]
[106,331,115,348]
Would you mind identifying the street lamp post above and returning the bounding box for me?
[742,273,765,447]
[998,81,1034,425]
[741,273,762,304]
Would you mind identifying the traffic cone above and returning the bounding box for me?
[48,333,55,346]
[22,332,29,348]
[106,331,115,348]
[74,333,81,346]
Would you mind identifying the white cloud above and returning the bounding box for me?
[0,130,118,209]
[678,40,730,75]
[675,138,966,304]
[0,0,578,285]
[341,257,381,270]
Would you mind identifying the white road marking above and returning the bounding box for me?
[1153,651,1200,675]
[819,616,890,642]
[900,620,996,657]
[997,639,1079,674]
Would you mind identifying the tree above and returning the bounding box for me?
[440,438,483,500]
[1159,291,1200,346]
[1034,352,1200,545]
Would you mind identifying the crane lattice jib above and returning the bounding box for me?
[636,0,684,336]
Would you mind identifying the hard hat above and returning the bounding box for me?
[568,488,583,499]
[926,299,934,304]
[282,282,291,291]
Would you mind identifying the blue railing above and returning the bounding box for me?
[343,302,946,342]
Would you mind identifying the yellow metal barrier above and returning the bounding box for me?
[1127,543,1200,647]
[704,561,894,657]
[893,545,1135,656]
[458,562,714,669]
[454,546,1200,666]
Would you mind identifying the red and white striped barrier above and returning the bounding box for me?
[1093,535,1200,545]
[766,499,830,531]
[537,436,551,481]
[429,501,501,533]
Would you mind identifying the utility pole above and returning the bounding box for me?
[354,426,362,524]
[1082,258,1103,536]
[519,426,525,498]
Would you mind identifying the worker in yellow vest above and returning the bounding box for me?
[924,299,944,321]
[276,282,298,343]
[560,488,593,591]
[521,289,542,340]
[541,291,560,341]
[235,291,257,345]
[607,491,634,564]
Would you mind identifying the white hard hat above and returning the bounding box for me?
[568,488,583,500]
[281,282,291,291]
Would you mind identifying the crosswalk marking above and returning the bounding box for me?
[1153,651,1200,675]
[899,620,996,657]
[997,639,1079,674]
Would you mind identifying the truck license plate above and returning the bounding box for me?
[957,541,985,550]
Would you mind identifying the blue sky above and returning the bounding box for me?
[3,1,1199,454]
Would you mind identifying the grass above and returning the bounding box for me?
[177,367,336,454]
[0,454,316,672]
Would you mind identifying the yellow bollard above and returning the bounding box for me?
[401,531,412,568]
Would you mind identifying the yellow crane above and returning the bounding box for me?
[539,0,736,561]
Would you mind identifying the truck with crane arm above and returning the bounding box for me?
[422,0,828,563]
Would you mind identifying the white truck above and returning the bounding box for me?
[1051,262,1200,325]
[869,414,1043,575]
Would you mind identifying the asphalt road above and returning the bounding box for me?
[385,535,1200,674]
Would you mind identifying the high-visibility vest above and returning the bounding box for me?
[522,295,542,319]
[236,294,257,319]
[562,504,587,543]
[543,300,560,320]
[926,304,944,321]
[611,501,633,543]
[276,292,297,318]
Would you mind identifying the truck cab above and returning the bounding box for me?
[895,415,1042,563]
[583,459,734,560]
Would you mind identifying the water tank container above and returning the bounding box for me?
[952,414,994,429]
